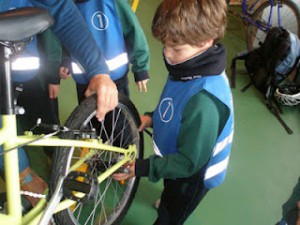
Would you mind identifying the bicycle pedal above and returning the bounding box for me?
[63,171,98,203]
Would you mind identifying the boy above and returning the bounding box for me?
[113,0,234,224]
[60,0,150,102]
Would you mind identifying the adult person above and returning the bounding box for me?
[0,0,118,207]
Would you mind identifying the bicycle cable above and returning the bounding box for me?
[0,124,97,156]
[0,130,60,156]
[144,129,153,137]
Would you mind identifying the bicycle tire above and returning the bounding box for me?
[49,93,144,225]
[246,0,300,50]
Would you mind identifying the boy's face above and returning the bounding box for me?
[163,40,213,65]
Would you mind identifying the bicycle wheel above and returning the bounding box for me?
[246,0,300,50]
[49,93,144,225]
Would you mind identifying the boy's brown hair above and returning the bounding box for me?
[152,0,227,46]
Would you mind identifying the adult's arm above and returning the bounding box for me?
[29,0,109,78]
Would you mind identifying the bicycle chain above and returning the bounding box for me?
[20,190,57,225]
[20,190,46,199]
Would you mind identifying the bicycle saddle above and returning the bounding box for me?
[0,7,54,42]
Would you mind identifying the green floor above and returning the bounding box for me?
[33,1,300,224]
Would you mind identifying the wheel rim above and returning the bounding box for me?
[247,2,300,50]
[66,103,140,225]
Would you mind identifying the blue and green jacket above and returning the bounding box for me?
[71,0,128,84]
[153,73,234,189]
[135,44,234,189]
[69,0,150,84]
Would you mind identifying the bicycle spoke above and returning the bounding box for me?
[247,0,300,50]
[50,94,143,225]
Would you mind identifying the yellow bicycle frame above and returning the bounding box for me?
[0,114,137,225]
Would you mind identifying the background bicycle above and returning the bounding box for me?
[227,0,300,50]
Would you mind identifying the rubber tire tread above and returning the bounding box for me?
[49,93,144,225]
[246,0,300,50]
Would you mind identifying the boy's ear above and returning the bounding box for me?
[201,39,214,48]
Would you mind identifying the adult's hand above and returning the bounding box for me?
[85,74,118,121]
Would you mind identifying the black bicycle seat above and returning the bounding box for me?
[0,7,54,42]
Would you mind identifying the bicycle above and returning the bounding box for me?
[0,7,143,225]
[226,0,300,50]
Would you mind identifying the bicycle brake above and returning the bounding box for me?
[14,85,25,115]
[62,127,97,139]
[63,171,98,203]
[33,120,97,138]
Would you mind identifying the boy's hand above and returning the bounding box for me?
[60,66,71,79]
[112,161,135,181]
[136,79,149,92]
[139,115,152,131]
[85,74,118,121]
[48,84,60,99]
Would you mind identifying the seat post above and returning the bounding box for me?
[0,45,15,115]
